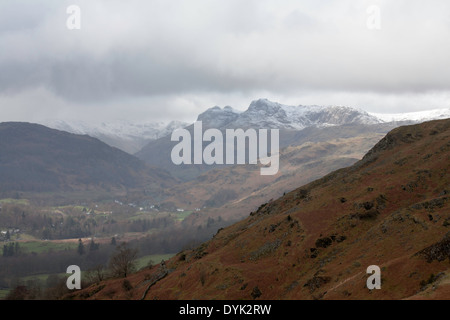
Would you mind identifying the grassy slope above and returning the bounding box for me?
[67,119,450,300]
[135,253,176,270]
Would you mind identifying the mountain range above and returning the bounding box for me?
[41,99,450,155]
[135,99,415,181]
[12,98,446,216]
[3,99,448,211]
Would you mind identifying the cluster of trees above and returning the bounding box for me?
[77,238,100,255]
[2,242,21,257]
[135,217,232,256]
[0,203,95,240]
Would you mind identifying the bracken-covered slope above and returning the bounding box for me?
[70,119,450,300]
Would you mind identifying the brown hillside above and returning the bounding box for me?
[166,132,385,224]
[68,119,450,300]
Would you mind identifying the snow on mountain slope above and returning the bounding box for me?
[196,105,241,128]
[369,108,450,123]
[42,119,188,140]
[198,99,381,130]
[41,119,188,154]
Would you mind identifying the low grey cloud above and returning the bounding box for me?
[0,0,449,123]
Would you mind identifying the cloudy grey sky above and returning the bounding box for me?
[0,0,449,124]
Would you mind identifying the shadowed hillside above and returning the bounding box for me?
[0,122,176,196]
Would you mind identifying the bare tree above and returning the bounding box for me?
[108,242,138,278]
[86,264,106,284]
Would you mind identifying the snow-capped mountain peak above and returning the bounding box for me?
[196,105,241,128]
[215,98,381,130]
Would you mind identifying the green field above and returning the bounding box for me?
[0,198,30,206]
[52,205,86,211]
[18,241,77,254]
[127,211,164,221]
[127,210,192,222]
[171,210,192,221]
